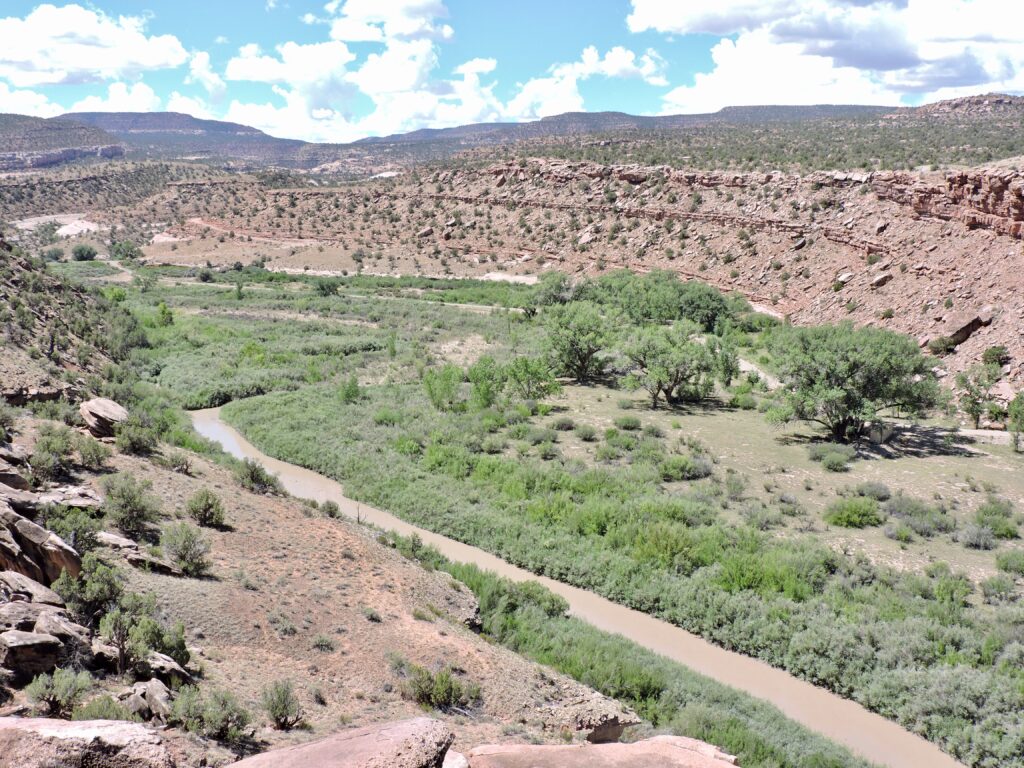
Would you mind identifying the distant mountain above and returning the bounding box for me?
[355,104,895,146]
[0,113,123,171]
[55,111,304,166]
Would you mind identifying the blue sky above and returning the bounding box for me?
[0,1,1021,142]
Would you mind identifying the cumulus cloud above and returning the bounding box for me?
[0,3,187,87]
[630,0,1024,109]
[0,81,62,117]
[166,92,215,119]
[70,82,163,112]
[185,52,226,101]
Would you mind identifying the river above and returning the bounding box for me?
[191,407,966,768]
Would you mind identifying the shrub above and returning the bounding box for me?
[26,668,92,717]
[72,244,97,261]
[824,497,883,528]
[161,523,211,577]
[186,488,225,527]
[982,345,1010,366]
[928,335,956,355]
[975,496,1018,539]
[659,455,713,482]
[171,686,251,745]
[362,606,382,622]
[399,664,481,711]
[552,416,575,431]
[981,574,1016,604]
[114,416,159,455]
[73,695,137,721]
[724,471,747,501]
[614,415,642,431]
[820,453,850,472]
[74,434,111,470]
[42,505,100,553]
[575,424,597,442]
[312,634,335,652]
[855,482,891,501]
[958,524,995,550]
[321,500,340,518]
[165,450,192,475]
[102,473,160,538]
[29,423,74,482]
[807,443,856,463]
[234,458,282,494]
[261,680,304,730]
[996,550,1024,576]
[884,495,953,537]
[53,552,125,625]
[0,402,16,440]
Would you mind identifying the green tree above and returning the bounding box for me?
[679,281,730,331]
[622,322,718,408]
[423,364,464,411]
[261,679,304,730]
[110,241,142,260]
[503,356,560,401]
[53,552,125,626]
[544,301,613,383]
[102,473,160,538]
[767,323,938,442]
[529,271,573,314]
[100,592,157,675]
[72,244,97,261]
[956,365,999,428]
[1009,392,1024,450]
[467,355,504,409]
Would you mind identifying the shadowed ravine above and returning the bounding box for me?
[191,406,966,768]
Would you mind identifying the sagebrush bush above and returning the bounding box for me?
[659,455,713,482]
[26,668,92,717]
[614,415,642,431]
[73,695,137,721]
[186,488,225,527]
[820,453,850,472]
[171,685,251,745]
[975,496,1018,540]
[575,423,597,441]
[261,679,304,730]
[824,497,882,528]
[958,524,995,550]
[398,663,481,711]
[884,495,953,537]
[996,550,1024,576]
[161,523,211,577]
[855,482,891,501]
[102,473,160,538]
[75,434,111,470]
[234,458,282,494]
[808,443,856,463]
[114,415,159,455]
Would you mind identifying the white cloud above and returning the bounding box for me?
[185,52,226,101]
[327,0,453,43]
[166,92,215,119]
[0,82,62,117]
[555,45,668,87]
[661,29,898,113]
[0,4,187,87]
[631,0,1024,107]
[214,35,229,45]
[69,82,163,112]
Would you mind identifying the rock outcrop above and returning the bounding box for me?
[79,398,129,438]
[0,717,172,768]
[0,502,81,585]
[231,717,454,768]
[0,630,63,681]
[465,735,738,767]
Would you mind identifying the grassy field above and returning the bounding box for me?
[118,266,1024,768]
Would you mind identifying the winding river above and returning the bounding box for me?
[192,407,965,768]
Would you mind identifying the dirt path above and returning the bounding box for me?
[192,407,967,768]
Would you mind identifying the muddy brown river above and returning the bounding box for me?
[192,407,966,768]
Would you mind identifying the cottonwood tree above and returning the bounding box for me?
[767,323,938,442]
[544,301,614,383]
[956,365,999,428]
[503,356,560,400]
[622,322,715,407]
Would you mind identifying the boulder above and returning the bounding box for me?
[0,571,64,606]
[0,630,63,680]
[0,717,173,768]
[119,678,172,722]
[870,272,893,289]
[145,651,191,686]
[36,485,103,510]
[942,309,994,345]
[0,503,80,584]
[835,272,854,285]
[78,398,128,438]
[0,601,51,632]
[538,693,640,743]
[231,717,454,768]
[0,459,28,491]
[466,735,738,767]
[0,445,28,466]
[416,226,434,238]
[33,611,88,646]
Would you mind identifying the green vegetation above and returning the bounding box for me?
[171,685,252,746]
[824,498,883,528]
[186,488,226,527]
[26,668,92,718]
[161,522,212,576]
[261,679,304,730]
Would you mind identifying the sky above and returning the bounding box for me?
[1,1,1022,143]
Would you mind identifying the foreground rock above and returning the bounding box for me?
[232,717,454,768]
[466,735,738,767]
[79,397,129,438]
[0,717,173,768]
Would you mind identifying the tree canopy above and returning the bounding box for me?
[544,301,614,383]
[767,323,938,441]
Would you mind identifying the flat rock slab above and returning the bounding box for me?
[467,736,738,768]
[79,398,129,438]
[0,571,64,606]
[0,717,173,768]
[232,717,454,768]
[0,630,62,679]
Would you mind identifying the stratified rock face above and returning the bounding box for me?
[0,502,81,585]
[231,717,454,768]
[466,735,738,767]
[0,717,173,768]
[79,397,129,438]
[0,630,63,681]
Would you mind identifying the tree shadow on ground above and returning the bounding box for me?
[775,423,978,460]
